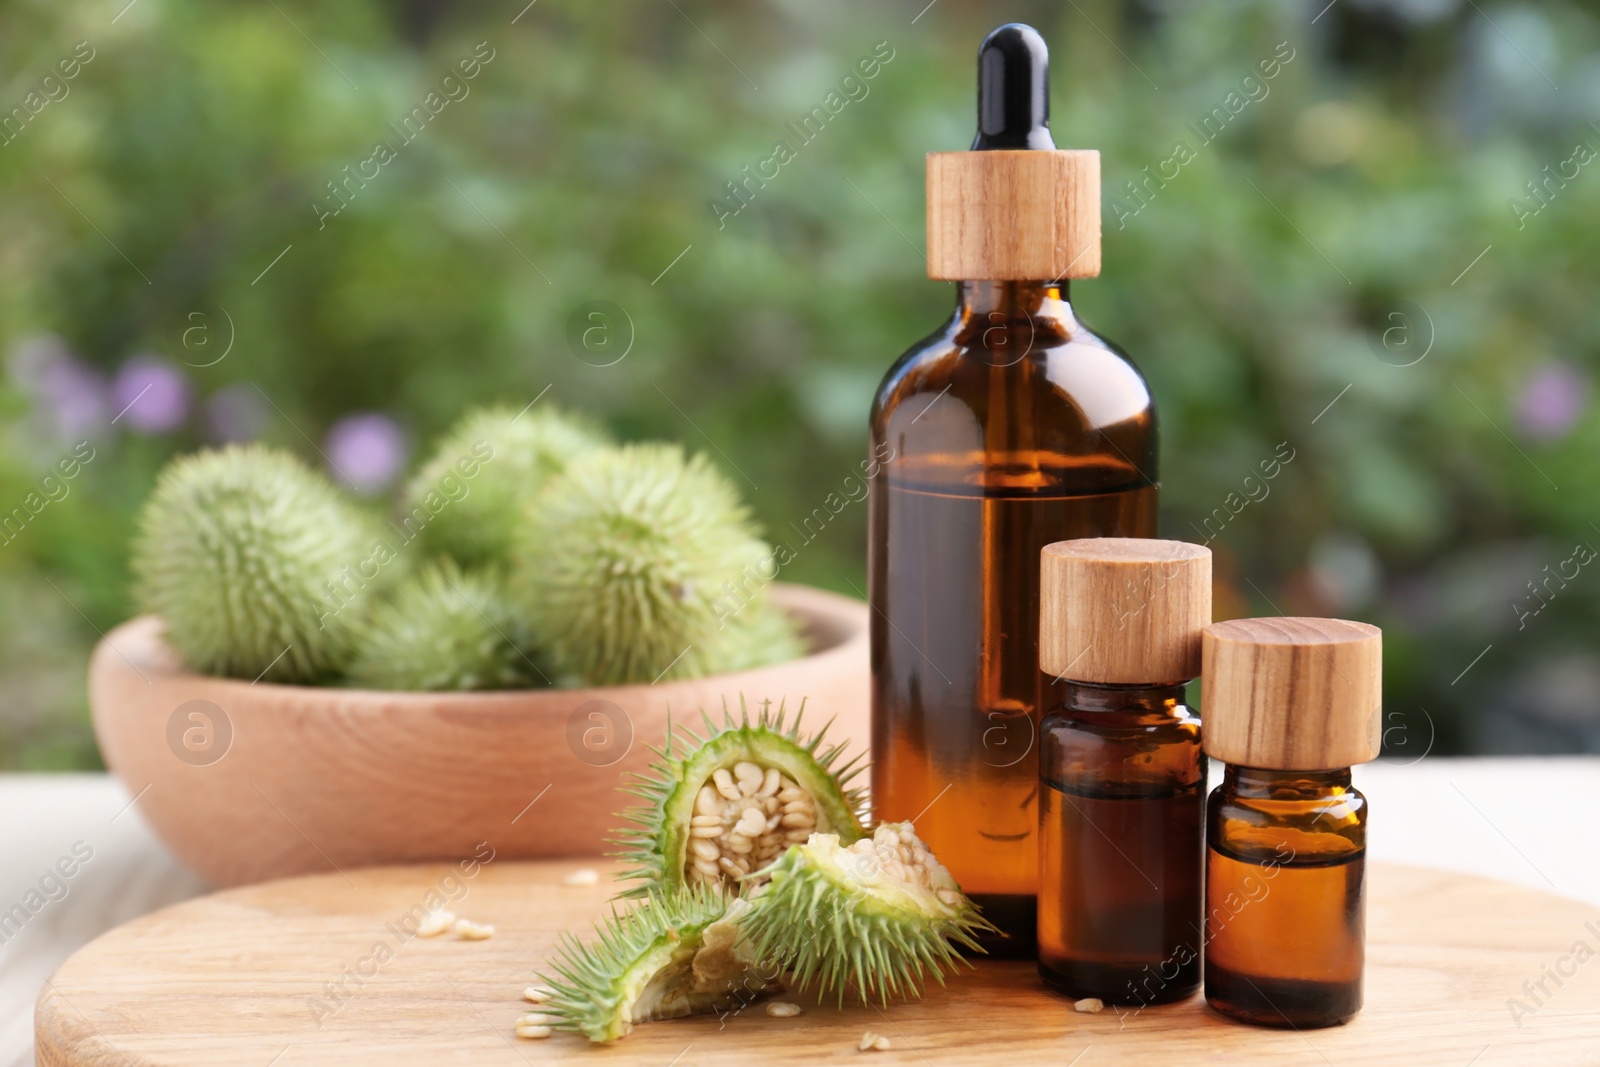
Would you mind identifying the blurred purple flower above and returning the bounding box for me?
[111,354,191,434]
[9,335,110,441]
[324,413,407,495]
[1515,362,1589,441]
[204,384,270,444]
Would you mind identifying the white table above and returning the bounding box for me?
[3,760,1597,1066]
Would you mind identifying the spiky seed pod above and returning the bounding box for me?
[614,699,868,899]
[404,404,607,568]
[738,822,998,1006]
[520,443,771,685]
[709,596,808,674]
[132,445,373,683]
[536,890,778,1043]
[347,559,544,691]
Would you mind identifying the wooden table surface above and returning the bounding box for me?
[5,758,1599,1066]
[32,859,1600,1066]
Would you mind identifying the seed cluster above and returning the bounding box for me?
[687,761,818,887]
[845,824,964,910]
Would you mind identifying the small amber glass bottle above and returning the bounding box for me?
[1200,617,1383,1028]
[1036,538,1211,1003]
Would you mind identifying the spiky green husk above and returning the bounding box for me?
[536,890,777,1043]
[712,597,808,674]
[347,559,545,691]
[132,445,372,683]
[614,698,867,899]
[405,405,607,568]
[738,823,996,1006]
[519,443,771,685]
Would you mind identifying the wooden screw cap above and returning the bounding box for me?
[1201,617,1383,770]
[926,150,1101,281]
[1039,538,1212,685]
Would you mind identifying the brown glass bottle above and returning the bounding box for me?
[867,280,1158,954]
[1205,767,1367,1028]
[1038,680,1204,1002]
[1200,616,1382,1029]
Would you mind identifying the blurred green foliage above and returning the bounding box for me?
[2,0,1598,768]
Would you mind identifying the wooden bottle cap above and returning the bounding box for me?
[1201,617,1383,770]
[1039,538,1212,685]
[926,150,1101,281]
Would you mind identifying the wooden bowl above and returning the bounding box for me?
[89,583,869,888]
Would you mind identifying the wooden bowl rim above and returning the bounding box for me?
[92,580,867,709]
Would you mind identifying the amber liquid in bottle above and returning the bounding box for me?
[1205,767,1367,1028]
[868,280,1158,955]
[1038,682,1204,1002]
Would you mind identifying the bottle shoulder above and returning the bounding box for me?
[1040,706,1204,794]
[871,305,1157,493]
[1207,781,1368,866]
[872,312,1151,414]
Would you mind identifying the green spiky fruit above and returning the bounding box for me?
[536,890,777,1043]
[739,822,996,1005]
[615,700,867,898]
[132,445,373,683]
[520,443,771,685]
[347,559,544,691]
[405,404,607,568]
[712,597,808,674]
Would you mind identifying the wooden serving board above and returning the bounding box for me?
[36,860,1600,1066]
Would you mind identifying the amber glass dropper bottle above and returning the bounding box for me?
[868,23,1159,957]
[1201,617,1382,1028]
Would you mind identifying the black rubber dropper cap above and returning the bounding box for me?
[972,23,1055,151]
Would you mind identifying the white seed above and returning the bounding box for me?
[515,1023,553,1039]
[1074,997,1105,1014]
[691,839,720,860]
[692,824,721,838]
[563,868,599,886]
[777,787,807,803]
[736,808,767,837]
[690,814,722,828]
[518,1012,555,1026]
[766,1001,801,1018]
[523,987,551,1003]
[763,796,780,815]
[454,919,495,940]
[759,768,782,798]
[785,828,811,842]
[696,785,719,815]
[712,768,741,801]
[734,761,763,784]
[416,910,455,938]
[936,888,961,907]
[726,835,754,855]
[780,812,814,828]
[859,1031,891,1051]
[718,856,743,876]
[694,858,720,876]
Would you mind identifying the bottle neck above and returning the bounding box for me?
[1059,679,1190,716]
[955,280,1072,322]
[1222,766,1354,800]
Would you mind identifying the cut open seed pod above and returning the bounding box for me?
[536,890,777,1043]
[738,822,997,1005]
[613,699,868,898]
